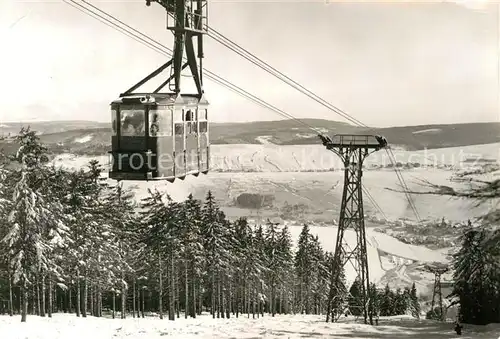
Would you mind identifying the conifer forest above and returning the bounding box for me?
[0,129,499,329]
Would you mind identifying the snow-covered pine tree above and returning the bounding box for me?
[61,169,94,317]
[368,283,380,319]
[232,217,250,317]
[276,224,294,315]
[348,278,363,317]
[61,161,114,318]
[251,223,268,317]
[325,251,347,322]
[2,128,67,322]
[139,189,184,320]
[379,284,393,316]
[452,227,500,325]
[35,164,72,318]
[294,224,314,314]
[0,152,14,316]
[410,282,420,318]
[181,194,204,318]
[310,235,327,315]
[402,286,413,316]
[264,219,280,316]
[393,288,406,315]
[234,218,266,318]
[102,180,137,319]
[201,191,233,319]
[451,228,474,322]
[246,221,263,318]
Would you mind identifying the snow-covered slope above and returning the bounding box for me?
[74,135,93,143]
[51,142,500,173]
[412,128,442,134]
[287,224,448,295]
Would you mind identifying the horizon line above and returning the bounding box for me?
[1,118,500,129]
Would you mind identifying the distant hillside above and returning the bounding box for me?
[364,123,500,150]
[0,120,108,136]
[1,119,500,155]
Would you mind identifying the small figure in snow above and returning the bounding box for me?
[454,321,463,335]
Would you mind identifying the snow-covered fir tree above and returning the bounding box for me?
[451,227,500,325]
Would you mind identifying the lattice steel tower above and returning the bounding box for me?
[320,134,387,325]
[425,262,449,321]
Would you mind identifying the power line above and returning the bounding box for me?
[362,184,388,221]
[384,147,421,222]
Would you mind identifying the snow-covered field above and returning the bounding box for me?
[74,135,93,143]
[52,142,500,173]
[1,313,499,339]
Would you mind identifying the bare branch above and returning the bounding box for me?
[385,177,500,208]
[384,186,459,196]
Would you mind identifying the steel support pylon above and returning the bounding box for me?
[320,134,387,325]
[425,263,449,321]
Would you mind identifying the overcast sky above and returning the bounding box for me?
[0,0,498,127]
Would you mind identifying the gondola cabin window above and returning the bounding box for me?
[173,108,184,136]
[185,109,194,121]
[120,106,145,136]
[198,108,207,133]
[149,108,172,136]
[199,121,207,133]
[174,123,184,135]
[185,108,197,134]
[190,119,198,134]
[111,109,117,135]
[198,108,207,120]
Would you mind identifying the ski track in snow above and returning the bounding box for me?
[291,151,302,170]
[264,155,282,171]
[250,151,258,163]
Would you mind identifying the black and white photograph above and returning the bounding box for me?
[1,0,500,337]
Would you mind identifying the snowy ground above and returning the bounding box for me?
[1,313,499,339]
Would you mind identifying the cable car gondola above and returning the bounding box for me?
[109,0,209,182]
[109,93,209,181]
